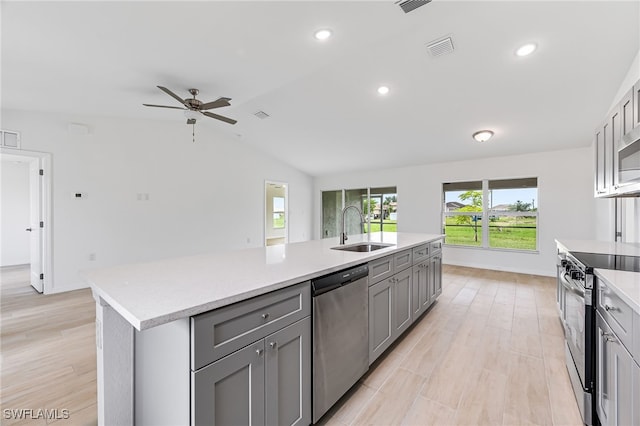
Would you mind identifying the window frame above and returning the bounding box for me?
[442,178,539,252]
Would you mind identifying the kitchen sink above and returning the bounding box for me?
[331,243,395,252]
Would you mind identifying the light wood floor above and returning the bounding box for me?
[320,265,582,426]
[1,265,97,425]
[0,264,581,426]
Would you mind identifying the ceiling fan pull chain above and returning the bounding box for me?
[192,123,195,143]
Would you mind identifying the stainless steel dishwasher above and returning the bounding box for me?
[312,263,369,424]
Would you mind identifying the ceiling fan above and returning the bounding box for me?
[143,86,237,125]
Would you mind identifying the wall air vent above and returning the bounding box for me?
[396,0,432,14]
[254,111,270,119]
[1,130,21,149]
[426,36,455,58]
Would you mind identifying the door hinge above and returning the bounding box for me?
[39,273,44,280]
[39,169,44,176]
[40,221,44,228]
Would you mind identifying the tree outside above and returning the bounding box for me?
[454,190,482,242]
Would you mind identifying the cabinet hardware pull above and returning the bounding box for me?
[256,349,264,356]
[261,313,270,319]
[269,341,277,348]
[604,305,614,311]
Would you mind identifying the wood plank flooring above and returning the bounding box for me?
[320,265,582,426]
[0,264,581,426]
[1,265,97,425]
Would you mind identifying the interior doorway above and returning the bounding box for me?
[1,148,51,293]
[265,181,288,246]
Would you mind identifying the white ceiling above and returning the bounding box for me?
[2,1,639,176]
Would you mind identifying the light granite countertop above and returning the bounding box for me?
[595,269,640,315]
[84,232,443,330]
[555,239,640,257]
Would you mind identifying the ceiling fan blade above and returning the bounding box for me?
[143,104,186,110]
[200,97,231,110]
[202,111,237,125]
[157,86,188,106]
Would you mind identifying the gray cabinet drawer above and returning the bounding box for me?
[191,282,310,370]
[412,244,429,264]
[598,280,633,353]
[430,240,442,254]
[394,249,412,272]
[369,255,394,285]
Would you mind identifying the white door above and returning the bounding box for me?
[28,160,43,292]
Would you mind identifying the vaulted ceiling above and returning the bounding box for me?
[2,1,638,176]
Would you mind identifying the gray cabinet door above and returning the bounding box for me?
[265,317,311,426]
[192,341,266,426]
[369,278,393,364]
[633,361,640,426]
[621,87,634,139]
[433,254,442,298]
[595,123,607,196]
[610,334,634,426]
[429,255,441,304]
[392,269,412,339]
[596,312,634,426]
[596,312,611,426]
[411,262,428,320]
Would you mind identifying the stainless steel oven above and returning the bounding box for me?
[557,248,640,425]
[557,249,595,425]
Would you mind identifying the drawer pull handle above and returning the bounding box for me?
[604,305,614,311]
[269,341,277,348]
[256,349,264,356]
[601,331,616,343]
[261,313,270,319]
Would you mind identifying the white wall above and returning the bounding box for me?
[1,160,31,266]
[315,147,596,277]
[596,48,640,243]
[2,109,313,293]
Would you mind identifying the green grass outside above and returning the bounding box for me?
[273,214,285,229]
[366,220,397,233]
[444,217,537,250]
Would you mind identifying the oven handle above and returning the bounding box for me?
[559,272,585,298]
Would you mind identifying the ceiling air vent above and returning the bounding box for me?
[396,0,432,14]
[254,111,270,119]
[426,36,454,58]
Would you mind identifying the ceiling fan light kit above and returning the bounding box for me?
[143,85,237,142]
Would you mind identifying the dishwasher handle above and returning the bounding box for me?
[312,264,368,297]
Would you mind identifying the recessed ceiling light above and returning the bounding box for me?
[516,43,537,57]
[377,86,390,95]
[314,29,332,41]
[472,130,494,142]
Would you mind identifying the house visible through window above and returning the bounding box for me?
[443,178,538,251]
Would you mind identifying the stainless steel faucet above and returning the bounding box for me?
[340,205,365,245]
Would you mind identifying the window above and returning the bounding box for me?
[272,196,285,229]
[321,187,397,238]
[443,178,538,251]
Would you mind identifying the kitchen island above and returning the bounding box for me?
[84,232,444,425]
